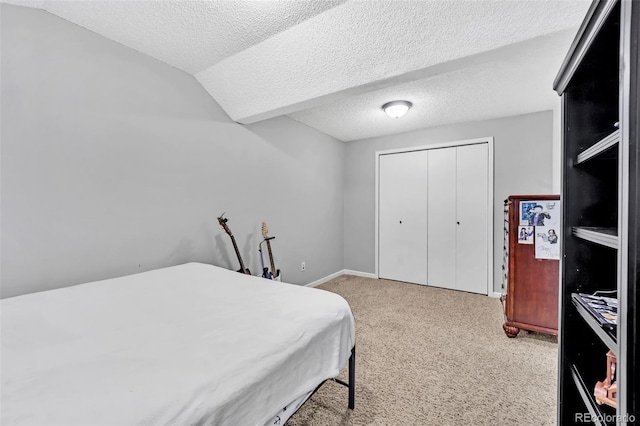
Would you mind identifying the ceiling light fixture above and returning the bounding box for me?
[382,100,412,118]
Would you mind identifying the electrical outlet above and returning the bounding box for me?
[301,261,306,271]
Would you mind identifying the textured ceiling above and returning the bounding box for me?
[5,0,346,74]
[7,0,591,141]
[199,0,590,125]
[289,30,577,141]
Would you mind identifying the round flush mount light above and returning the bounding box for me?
[382,100,412,118]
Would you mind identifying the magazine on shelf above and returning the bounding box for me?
[573,293,618,329]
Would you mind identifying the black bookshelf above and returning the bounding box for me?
[554,0,638,424]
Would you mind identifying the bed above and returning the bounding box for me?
[1,262,356,425]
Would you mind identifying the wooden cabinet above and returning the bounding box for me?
[502,195,560,338]
[554,0,638,423]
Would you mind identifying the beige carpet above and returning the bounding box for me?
[287,275,558,426]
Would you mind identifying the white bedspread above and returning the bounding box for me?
[1,263,355,425]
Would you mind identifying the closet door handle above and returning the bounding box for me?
[457,221,460,225]
[399,220,402,224]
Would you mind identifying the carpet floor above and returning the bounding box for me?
[287,275,558,426]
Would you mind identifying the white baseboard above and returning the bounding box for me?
[305,270,345,288]
[306,271,506,300]
[343,269,377,279]
[305,269,377,287]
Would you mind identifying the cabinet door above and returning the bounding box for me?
[378,151,429,285]
[455,143,489,294]
[427,147,457,289]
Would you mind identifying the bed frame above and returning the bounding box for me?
[306,345,356,410]
[336,346,356,409]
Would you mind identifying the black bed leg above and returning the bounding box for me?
[348,345,355,410]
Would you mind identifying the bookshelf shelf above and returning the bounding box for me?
[572,227,618,249]
[570,364,609,426]
[576,129,620,164]
[571,293,617,353]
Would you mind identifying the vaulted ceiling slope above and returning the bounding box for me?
[7,0,591,141]
[6,0,346,74]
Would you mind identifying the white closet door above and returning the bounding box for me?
[427,147,457,290]
[455,143,489,294]
[378,151,429,285]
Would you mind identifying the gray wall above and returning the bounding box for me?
[1,5,555,299]
[1,5,345,298]
[344,111,554,292]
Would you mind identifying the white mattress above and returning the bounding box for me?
[1,263,355,425]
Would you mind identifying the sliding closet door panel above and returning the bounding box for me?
[427,147,456,290]
[455,143,489,294]
[378,151,428,285]
[379,153,404,282]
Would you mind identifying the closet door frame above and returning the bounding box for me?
[374,137,495,296]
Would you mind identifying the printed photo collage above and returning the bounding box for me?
[517,200,561,260]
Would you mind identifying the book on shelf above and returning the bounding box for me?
[572,293,618,329]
